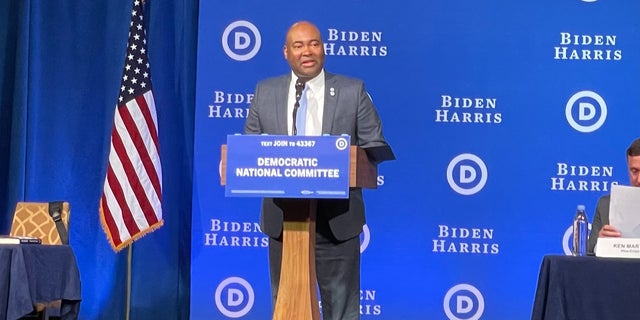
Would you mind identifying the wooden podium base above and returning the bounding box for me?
[272,199,321,320]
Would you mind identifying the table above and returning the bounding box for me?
[531,255,640,320]
[0,244,81,320]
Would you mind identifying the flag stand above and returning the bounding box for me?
[125,244,133,320]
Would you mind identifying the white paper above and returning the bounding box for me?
[609,185,640,237]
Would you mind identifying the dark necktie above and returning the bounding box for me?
[292,78,307,135]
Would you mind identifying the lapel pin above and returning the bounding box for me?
[329,87,335,96]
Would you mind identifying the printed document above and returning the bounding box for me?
[610,185,640,237]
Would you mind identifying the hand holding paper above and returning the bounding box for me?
[599,224,622,237]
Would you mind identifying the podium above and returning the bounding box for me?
[221,134,392,320]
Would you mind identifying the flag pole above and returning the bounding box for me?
[126,244,133,320]
[100,0,163,316]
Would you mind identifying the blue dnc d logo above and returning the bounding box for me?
[222,21,261,61]
[443,284,485,320]
[214,277,255,318]
[447,154,488,196]
[565,90,607,133]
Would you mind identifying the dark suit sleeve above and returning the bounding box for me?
[245,83,263,134]
[587,205,602,254]
[587,195,608,254]
[355,82,388,148]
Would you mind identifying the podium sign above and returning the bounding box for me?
[224,134,351,198]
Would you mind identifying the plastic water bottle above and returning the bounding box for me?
[572,205,588,256]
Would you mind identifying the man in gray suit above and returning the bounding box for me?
[244,21,392,319]
[587,138,640,254]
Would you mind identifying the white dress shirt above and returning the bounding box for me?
[287,70,325,136]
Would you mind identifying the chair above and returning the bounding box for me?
[10,201,70,245]
[10,201,70,320]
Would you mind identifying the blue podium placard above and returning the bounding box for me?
[225,134,351,198]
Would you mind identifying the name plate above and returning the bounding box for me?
[595,237,640,258]
[225,134,351,198]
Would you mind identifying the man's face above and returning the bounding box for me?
[283,23,325,79]
[628,155,640,187]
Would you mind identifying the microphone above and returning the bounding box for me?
[292,78,306,135]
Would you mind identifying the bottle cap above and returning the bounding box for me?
[577,204,586,211]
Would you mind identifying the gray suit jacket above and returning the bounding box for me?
[244,71,390,241]
[587,194,610,254]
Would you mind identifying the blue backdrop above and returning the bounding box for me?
[192,1,640,319]
[1,1,637,319]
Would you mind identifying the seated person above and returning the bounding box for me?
[587,137,640,254]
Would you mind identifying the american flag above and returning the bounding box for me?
[100,0,163,252]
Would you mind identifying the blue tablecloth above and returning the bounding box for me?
[532,255,640,320]
[0,245,81,320]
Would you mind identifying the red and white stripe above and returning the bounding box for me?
[101,90,163,251]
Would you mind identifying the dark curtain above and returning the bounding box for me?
[0,0,196,319]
